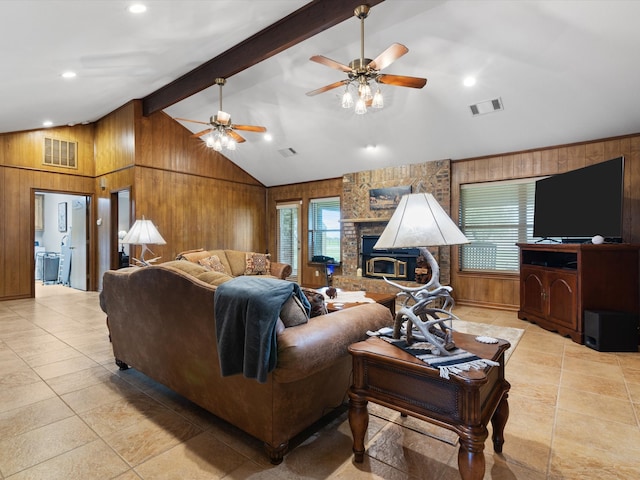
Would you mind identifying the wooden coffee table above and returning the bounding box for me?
[315,287,396,317]
[348,332,510,480]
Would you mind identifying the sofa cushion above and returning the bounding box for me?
[196,271,234,286]
[223,250,249,276]
[176,249,209,262]
[161,259,210,277]
[244,252,271,275]
[279,294,309,327]
[198,255,228,273]
[301,287,328,317]
[177,249,233,274]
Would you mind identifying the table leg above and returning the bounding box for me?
[349,395,369,463]
[491,393,509,453]
[458,428,487,480]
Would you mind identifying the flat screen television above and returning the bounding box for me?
[533,156,624,242]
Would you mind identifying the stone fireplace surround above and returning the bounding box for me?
[333,160,452,296]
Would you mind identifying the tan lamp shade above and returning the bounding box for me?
[374,193,469,249]
[121,218,166,246]
[121,217,166,266]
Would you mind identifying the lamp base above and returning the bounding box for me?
[131,244,161,267]
[384,247,460,356]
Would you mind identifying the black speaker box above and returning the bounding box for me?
[584,310,639,352]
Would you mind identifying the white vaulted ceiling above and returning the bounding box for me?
[2,1,640,186]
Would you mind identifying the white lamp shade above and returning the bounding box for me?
[374,193,469,249]
[121,218,166,246]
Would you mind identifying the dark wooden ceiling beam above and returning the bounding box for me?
[142,0,384,116]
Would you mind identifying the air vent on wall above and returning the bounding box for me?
[469,97,504,116]
[43,137,78,168]
[278,147,297,157]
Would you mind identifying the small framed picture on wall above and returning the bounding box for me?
[58,202,67,232]
[369,186,411,210]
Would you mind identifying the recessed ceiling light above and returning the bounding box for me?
[43,120,53,127]
[264,133,273,142]
[128,4,147,14]
[463,76,477,87]
[61,71,76,79]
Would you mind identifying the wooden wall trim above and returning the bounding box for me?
[453,131,640,164]
[134,163,268,188]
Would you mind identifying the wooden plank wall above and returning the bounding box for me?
[451,134,640,310]
[266,178,342,287]
[93,101,268,290]
[0,125,95,299]
[132,167,267,263]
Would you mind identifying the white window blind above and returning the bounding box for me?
[276,202,300,280]
[308,196,341,263]
[459,179,537,272]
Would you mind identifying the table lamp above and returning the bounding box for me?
[374,193,470,354]
[121,217,166,266]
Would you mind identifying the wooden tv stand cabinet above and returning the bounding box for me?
[517,243,640,344]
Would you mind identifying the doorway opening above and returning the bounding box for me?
[34,191,90,295]
[111,189,131,269]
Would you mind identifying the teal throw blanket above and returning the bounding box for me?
[214,276,309,383]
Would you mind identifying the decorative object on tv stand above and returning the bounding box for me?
[306,4,427,115]
[374,193,470,355]
[121,217,166,266]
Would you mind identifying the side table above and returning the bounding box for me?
[348,332,510,480]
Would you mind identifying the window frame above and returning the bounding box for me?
[307,196,341,264]
[276,201,301,281]
[458,178,540,273]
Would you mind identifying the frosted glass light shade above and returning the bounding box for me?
[374,193,469,249]
[121,218,166,246]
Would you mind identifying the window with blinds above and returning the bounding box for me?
[308,196,341,263]
[276,202,300,280]
[459,179,537,272]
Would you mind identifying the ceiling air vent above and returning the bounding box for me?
[278,147,297,158]
[469,97,504,116]
[43,137,78,168]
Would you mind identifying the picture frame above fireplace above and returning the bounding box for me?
[369,186,411,210]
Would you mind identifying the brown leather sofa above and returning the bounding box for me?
[100,262,393,463]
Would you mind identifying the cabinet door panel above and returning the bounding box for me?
[521,268,545,317]
[547,273,577,329]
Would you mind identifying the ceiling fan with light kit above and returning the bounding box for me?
[175,77,266,152]
[306,4,427,114]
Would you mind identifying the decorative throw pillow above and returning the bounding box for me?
[301,287,328,317]
[198,255,227,273]
[244,252,271,275]
[279,294,309,327]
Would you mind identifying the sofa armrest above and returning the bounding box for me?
[273,302,393,383]
[270,261,292,280]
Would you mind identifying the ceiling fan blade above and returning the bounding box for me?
[227,130,246,143]
[174,117,210,126]
[306,79,349,96]
[377,74,427,89]
[233,124,267,133]
[192,128,212,138]
[368,43,409,71]
[309,55,352,73]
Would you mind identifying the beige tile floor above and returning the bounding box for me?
[0,284,639,479]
